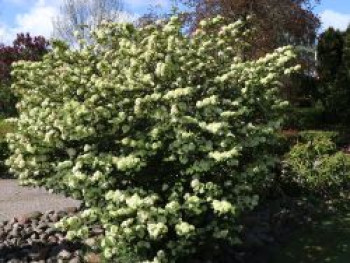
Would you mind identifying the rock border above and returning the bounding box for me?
[0,207,94,263]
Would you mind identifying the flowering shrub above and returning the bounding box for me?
[7,16,298,262]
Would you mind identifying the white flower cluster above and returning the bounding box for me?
[147,223,168,239]
[175,221,195,236]
[7,15,298,263]
[212,200,235,215]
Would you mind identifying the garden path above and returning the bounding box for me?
[0,179,80,221]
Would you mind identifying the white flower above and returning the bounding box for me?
[66,148,76,158]
[212,200,234,215]
[125,194,142,209]
[204,122,226,134]
[165,201,180,213]
[196,95,218,108]
[147,223,168,239]
[163,87,192,100]
[91,171,103,181]
[209,148,240,162]
[112,155,141,171]
[175,221,195,236]
[190,179,200,189]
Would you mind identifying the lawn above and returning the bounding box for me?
[271,198,350,263]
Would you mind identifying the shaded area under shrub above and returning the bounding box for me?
[0,119,15,178]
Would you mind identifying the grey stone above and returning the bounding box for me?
[31,219,39,226]
[47,235,58,243]
[31,232,39,240]
[69,257,81,263]
[58,249,72,260]
[16,215,31,224]
[26,211,43,220]
[57,211,68,218]
[55,233,65,241]
[24,226,33,234]
[4,224,12,232]
[45,227,57,235]
[91,226,104,236]
[33,227,44,234]
[84,237,97,247]
[39,233,48,241]
[64,207,78,214]
[50,213,59,222]
[9,218,18,225]
[85,252,101,263]
[37,222,49,230]
[0,228,6,239]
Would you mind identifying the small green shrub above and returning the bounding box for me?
[299,130,338,143]
[317,152,350,187]
[7,16,298,262]
[276,130,337,159]
[285,130,350,193]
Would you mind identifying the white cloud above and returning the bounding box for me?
[0,0,60,43]
[320,9,350,31]
[0,0,140,44]
[14,0,58,37]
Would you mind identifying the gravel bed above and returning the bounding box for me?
[0,207,101,263]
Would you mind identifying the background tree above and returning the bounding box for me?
[342,27,350,73]
[179,0,320,57]
[0,33,49,116]
[317,27,344,83]
[316,26,350,123]
[53,0,126,45]
[0,33,48,83]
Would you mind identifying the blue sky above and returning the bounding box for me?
[0,0,349,43]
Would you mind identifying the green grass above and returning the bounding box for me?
[271,200,350,263]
